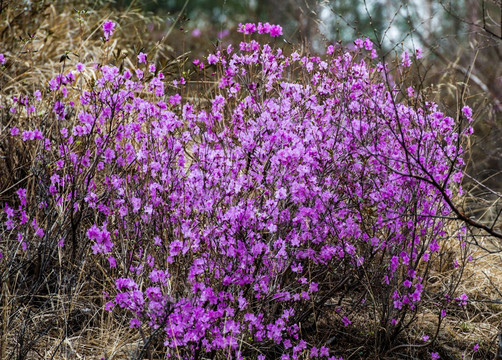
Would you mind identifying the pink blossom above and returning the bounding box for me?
[461,105,472,118]
[102,20,115,41]
[129,318,141,328]
[169,93,182,105]
[108,256,117,268]
[363,38,373,50]
[269,24,282,37]
[342,316,351,327]
[137,52,147,64]
[416,47,423,59]
[402,50,411,67]
[207,54,218,65]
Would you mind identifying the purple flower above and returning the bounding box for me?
[416,47,423,59]
[402,50,411,67]
[207,54,218,65]
[311,347,319,357]
[457,293,468,306]
[130,318,141,328]
[35,227,45,238]
[105,301,114,311]
[16,188,27,205]
[269,24,282,37]
[102,20,115,41]
[169,93,182,105]
[342,316,351,327]
[363,38,373,50]
[431,352,440,360]
[0,53,5,65]
[137,52,147,64]
[411,290,421,302]
[429,241,440,253]
[320,346,329,356]
[108,256,117,268]
[238,23,256,35]
[461,105,472,118]
[390,255,399,272]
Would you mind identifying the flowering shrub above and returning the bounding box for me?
[0,23,473,359]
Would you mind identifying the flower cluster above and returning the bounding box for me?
[102,20,115,41]
[1,24,472,359]
[238,22,283,37]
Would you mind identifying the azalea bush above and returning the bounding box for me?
[1,21,474,359]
